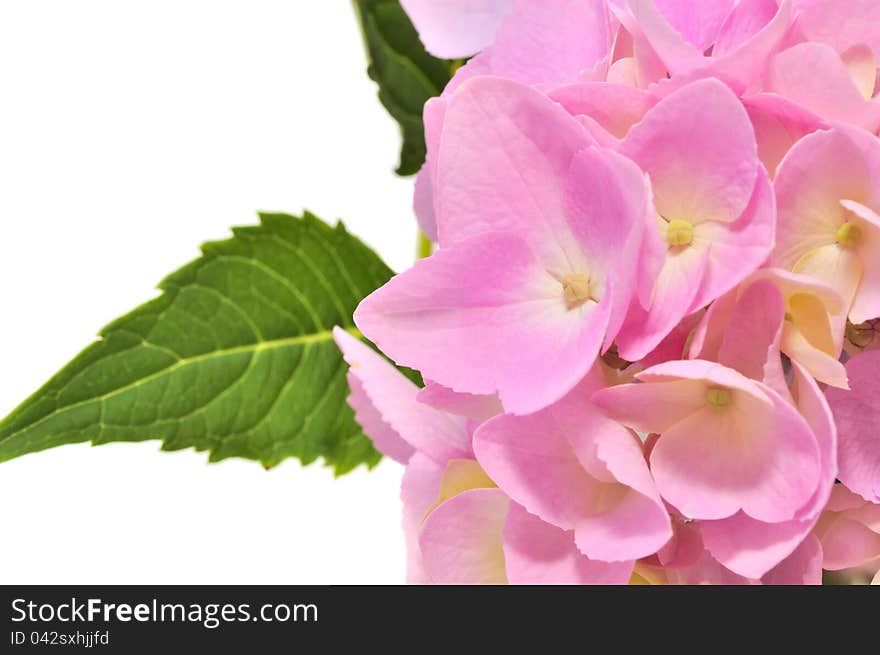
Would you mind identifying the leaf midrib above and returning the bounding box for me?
[0,327,362,445]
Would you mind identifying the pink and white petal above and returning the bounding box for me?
[625,0,705,73]
[346,373,414,464]
[691,167,776,312]
[783,327,849,389]
[842,44,878,100]
[651,386,820,522]
[817,515,880,570]
[399,0,516,59]
[793,244,864,319]
[742,93,827,177]
[419,488,510,584]
[402,454,447,584]
[825,351,880,503]
[622,78,759,225]
[417,382,503,422]
[773,128,869,270]
[334,328,469,462]
[761,534,823,585]
[490,0,613,86]
[435,76,592,260]
[565,147,651,347]
[502,503,634,584]
[651,0,735,52]
[767,43,880,132]
[549,82,655,139]
[716,279,785,382]
[635,358,774,399]
[826,483,868,513]
[355,232,611,415]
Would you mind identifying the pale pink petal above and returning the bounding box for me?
[825,351,880,503]
[490,0,613,86]
[844,201,880,323]
[793,0,880,55]
[767,42,880,132]
[399,0,517,59]
[713,0,779,56]
[761,534,823,585]
[502,503,634,584]
[401,454,447,584]
[689,287,738,361]
[334,327,470,462]
[818,515,880,570]
[666,549,758,585]
[435,76,593,257]
[413,166,437,242]
[640,311,704,368]
[346,373,414,464]
[651,0,736,52]
[742,93,827,177]
[417,382,503,422]
[549,82,655,139]
[716,278,785,382]
[419,488,510,584]
[621,78,759,225]
[592,378,706,435]
[625,0,705,73]
[873,569,880,585]
[355,232,612,415]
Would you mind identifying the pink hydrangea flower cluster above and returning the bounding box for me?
[338,0,880,584]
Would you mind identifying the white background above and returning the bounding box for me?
[0,2,415,583]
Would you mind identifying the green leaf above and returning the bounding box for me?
[0,212,397,475]
[354,0,461,176]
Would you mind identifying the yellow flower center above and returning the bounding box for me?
[706,387,732,409]
[836,222,862,248]
[562,274,595,309]
[665,219,694,247]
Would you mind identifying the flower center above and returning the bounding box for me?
[706,387,731,409]
[562,274,595,309]
[665,219,694,247]
[836,222,862,248]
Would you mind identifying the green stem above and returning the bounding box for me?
[417,231,433,260]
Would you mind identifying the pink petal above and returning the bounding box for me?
[842,44,878,100]
[817,515,880,570]
[355,232,613,415]
[416,382,503,422]
[767,42,880,132]
[622,78,759,225]
[742,94,827,177]
[625,0,705,74]
[761,534,823,585]
[490,0,613,86]
[793,0,880,56]
[434,76,593,255]
[825,351,880,503]
[401,454,446,584]
[844,200,880,323]
[652,0,736,51]
[399,0,517,59]
[592,377,706,435]
[419,488,510,584]
[713,0,780,57]
[502,503,634,584]
[716,278,785,382]
[474,368,671,561]
[346,373,414,464]
[564,147,651,348]
[334,327,470,462]
[413,165,438,243]
[548,82,655,139]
